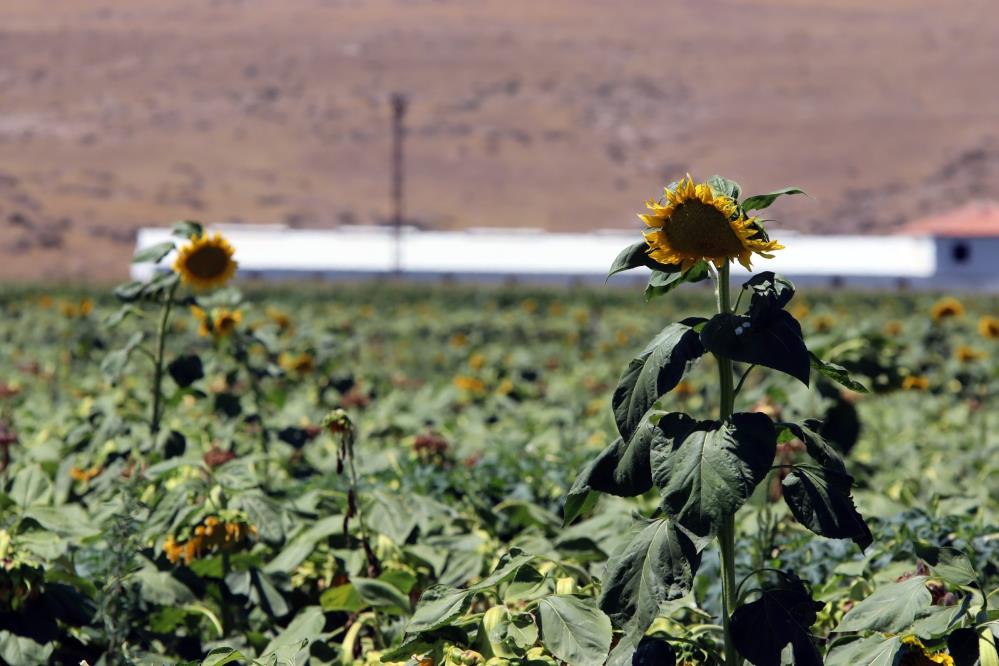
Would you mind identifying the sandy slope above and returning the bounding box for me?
[2,0,998,281]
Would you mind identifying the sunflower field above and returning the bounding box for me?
[1,200,999,666]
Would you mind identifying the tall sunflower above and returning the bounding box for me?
[640,175,784,271]
[174,232,237,290]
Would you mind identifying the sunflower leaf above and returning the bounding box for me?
[707,175,742,200]
[651,412,777,537]
[782,464,873,550]
[701,311,810,386]
[612,318,706,441]
[598,517,702,636]
[809,353,870,393]
[132,241,176,265]
[741,187,807,212]
[172,220,204,239]
[645,262,710,302]
[608,242,679,279]
[730,577,825,666]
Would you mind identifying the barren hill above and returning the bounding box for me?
[2,0,999,281]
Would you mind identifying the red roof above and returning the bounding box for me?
[901,200,999,238]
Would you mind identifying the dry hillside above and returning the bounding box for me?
[2,0,999,281]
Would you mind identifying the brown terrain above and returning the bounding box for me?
[2,0,999,282]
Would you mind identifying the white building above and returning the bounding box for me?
[131,201,999,290]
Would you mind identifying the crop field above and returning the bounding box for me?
[1,219,998,665]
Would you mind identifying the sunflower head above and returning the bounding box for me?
[173,232,237,290]
[979,315,999,339]
[955,345,985,362]
[902,375,930,391]
[192,306,241,339]
[899,636,954,666]
[640,175,784,271]
[930,297,964,322]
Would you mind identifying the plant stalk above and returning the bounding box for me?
[150,281,179,437]
[714,261,740,666]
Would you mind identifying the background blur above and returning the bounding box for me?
[2,0,998,282]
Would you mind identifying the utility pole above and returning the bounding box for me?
[390,92,408,276]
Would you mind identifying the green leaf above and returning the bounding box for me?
[0,631,54,666]
[730,578,825,666]
[810,353,870,393]
[701,310,810,386]
[200,647,246,666]
[743,271,795,312]
[134,569,197,606]
[320,583,365,613]
[598,518,701,636]
[23,505,99,538]
[232,491,283,541]
[407,585,472,633]
[100,331,145,385]
[651,412,777,537]
[825,635,902,666]
[565,411,663,512]
[132,241,176,264]
[607,241,678,279]
[776,421,846,474]
[782,465,873,549]
[353,577,412,614]
[835,576,932,633]
[933,550,978,588]
[612,319,706,442]
[742,187,806,212]
[380,627,468,662]
[10,464,52,507]
[173,220,204,239]
[538,595,612,666]
[707,175,742,200]
[644,262,710,301]
[259,605,325,659]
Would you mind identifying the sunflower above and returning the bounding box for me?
[173,232,237,289]
[930,297,964,321]
[899,636,954,666]
[192,306,242,338]
[955,345,985,362]
[279,352,315,374]
[979,315,999,339]
[641,175,784,271]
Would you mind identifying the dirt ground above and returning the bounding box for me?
[2,0,998,282]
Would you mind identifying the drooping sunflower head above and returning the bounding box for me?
[955,345,985,363]
[899,635,954,666]
[930,297,964,322]
[640,175,784,271]
[173,232,237,290]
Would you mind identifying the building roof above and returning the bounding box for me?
[900,200,999,238]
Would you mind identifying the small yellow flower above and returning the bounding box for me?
[930,297,964,321]
[902,375,930,391]
[469,353,486,371]
[454,375,486,394]
[279,352,315,374]
[173,232,238,290]
[979,315,999,339]
[812,314,835,333]
[265,306,293,332]
[450,332,468,348]
[641,174,784,271]
[69,465,102,483]
[884,320,903,336]
[955,345,985,362]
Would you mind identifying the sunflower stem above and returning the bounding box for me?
[150,281,179,438]
[714,261,741,666]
